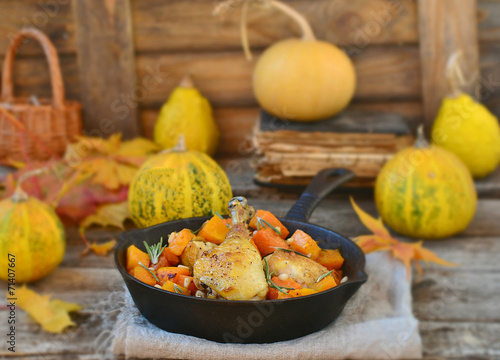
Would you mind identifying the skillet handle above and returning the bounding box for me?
[285,168,355,222]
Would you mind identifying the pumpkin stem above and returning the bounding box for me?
[240,0,253,61]
[173,134,187,152]
[415,124,429,148]
[446,51,467,98]
[11,168,46,203]
[269,0,316,41]
[179,72,194,88]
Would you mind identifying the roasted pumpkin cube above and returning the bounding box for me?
[126,245,150,271]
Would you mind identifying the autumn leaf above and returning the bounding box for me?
[68,135,158,190]
[349,197,391,238]
[80,239,117,257]
[351,197,457,279]
[80,201,131,230]
[79,202,129,256]
[14,285,82,333]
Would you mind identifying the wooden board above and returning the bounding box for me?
[72,0,139,138]
[418,0,480,131]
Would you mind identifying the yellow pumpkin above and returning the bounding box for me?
[0,173,66,283]
[154,74,220,157]
[375,127,477,239]
[128,137,232,228]
[251,1,356,121]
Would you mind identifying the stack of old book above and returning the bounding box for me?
[252,111,415,187]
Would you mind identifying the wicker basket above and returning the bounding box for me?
[0,28,82,161]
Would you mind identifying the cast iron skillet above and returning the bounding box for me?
[115,168,367,344]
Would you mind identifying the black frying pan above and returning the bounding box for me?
[115,168,367,344]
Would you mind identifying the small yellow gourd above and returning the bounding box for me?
[0,171,66,283]
[432,53,500,178]
[375,127,477,239]
[128,137,232,228]
[247,1,356,121]
[154,74,220,157]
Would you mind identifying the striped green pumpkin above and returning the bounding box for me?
[128,144,232,228]
[0,191,66,283]
[375,128,477,239]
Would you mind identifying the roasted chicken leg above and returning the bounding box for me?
[193,197,268,300]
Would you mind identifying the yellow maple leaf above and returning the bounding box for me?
[81,239,117,256]
[14,285,82,333]
[68,134,159,190]
[351,197,457,279]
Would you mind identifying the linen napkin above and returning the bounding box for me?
[112,252,422,359]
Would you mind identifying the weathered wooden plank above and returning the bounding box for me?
[413,270,500,322]
[418,0,480,132]
[130,0,418,53]
[136,46,422,108]
[0,0,76,57]
[72,0,139,138]
[2,54,80,101]
[420,321,500,358]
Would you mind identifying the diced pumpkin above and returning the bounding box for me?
[162,247,180,266]
[198,215,230,244]
[267,276,301,300]
[252,228,290,257]
[316,249,345,270]
[157,266,191,285]
[287,288,318,298]
[161,280,191,295]
[249,210,289,239]
[169,228,195,256]
[176,274,198,294]
[132,265,157,286]
[289,229,321,260]
[312,275,337,292]
[126,245,150,271]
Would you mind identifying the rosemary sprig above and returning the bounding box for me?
[138,262,160,283]
[316,269,335,283]
[263,258,294,295]
[192,220,208,235]
[215,211,223,219]
[143,237,168,265]
[173,283,182,294]
[273,247,309,258]
[256,217,281,235]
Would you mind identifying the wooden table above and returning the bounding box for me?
[2,161,500,359]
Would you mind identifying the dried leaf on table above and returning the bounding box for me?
[350,197,457,279]
[13,285,82,333]
[79,201,130,256]
[80,201,131,230]
[80,238,117,257]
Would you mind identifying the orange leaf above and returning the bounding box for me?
[412,242,458,267]
[350,197,391,238]
[390,242,415,279]
[81,239,117,256]
[354,235,395,254]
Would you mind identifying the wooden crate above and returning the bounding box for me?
[0,0,498,158]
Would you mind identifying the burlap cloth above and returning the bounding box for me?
[112,252,422,359]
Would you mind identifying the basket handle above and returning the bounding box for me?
[1,28,65,109]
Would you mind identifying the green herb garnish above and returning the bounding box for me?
[316,269,335,283]
[273,247,309,258]
[143,237,168,265]
[215,211,223,219]
[263,258,295,295]
[256,217,281,235]
[173,283,182,294]
[138,261,160,282]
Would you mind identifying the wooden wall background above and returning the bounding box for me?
[1,0,500,157]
